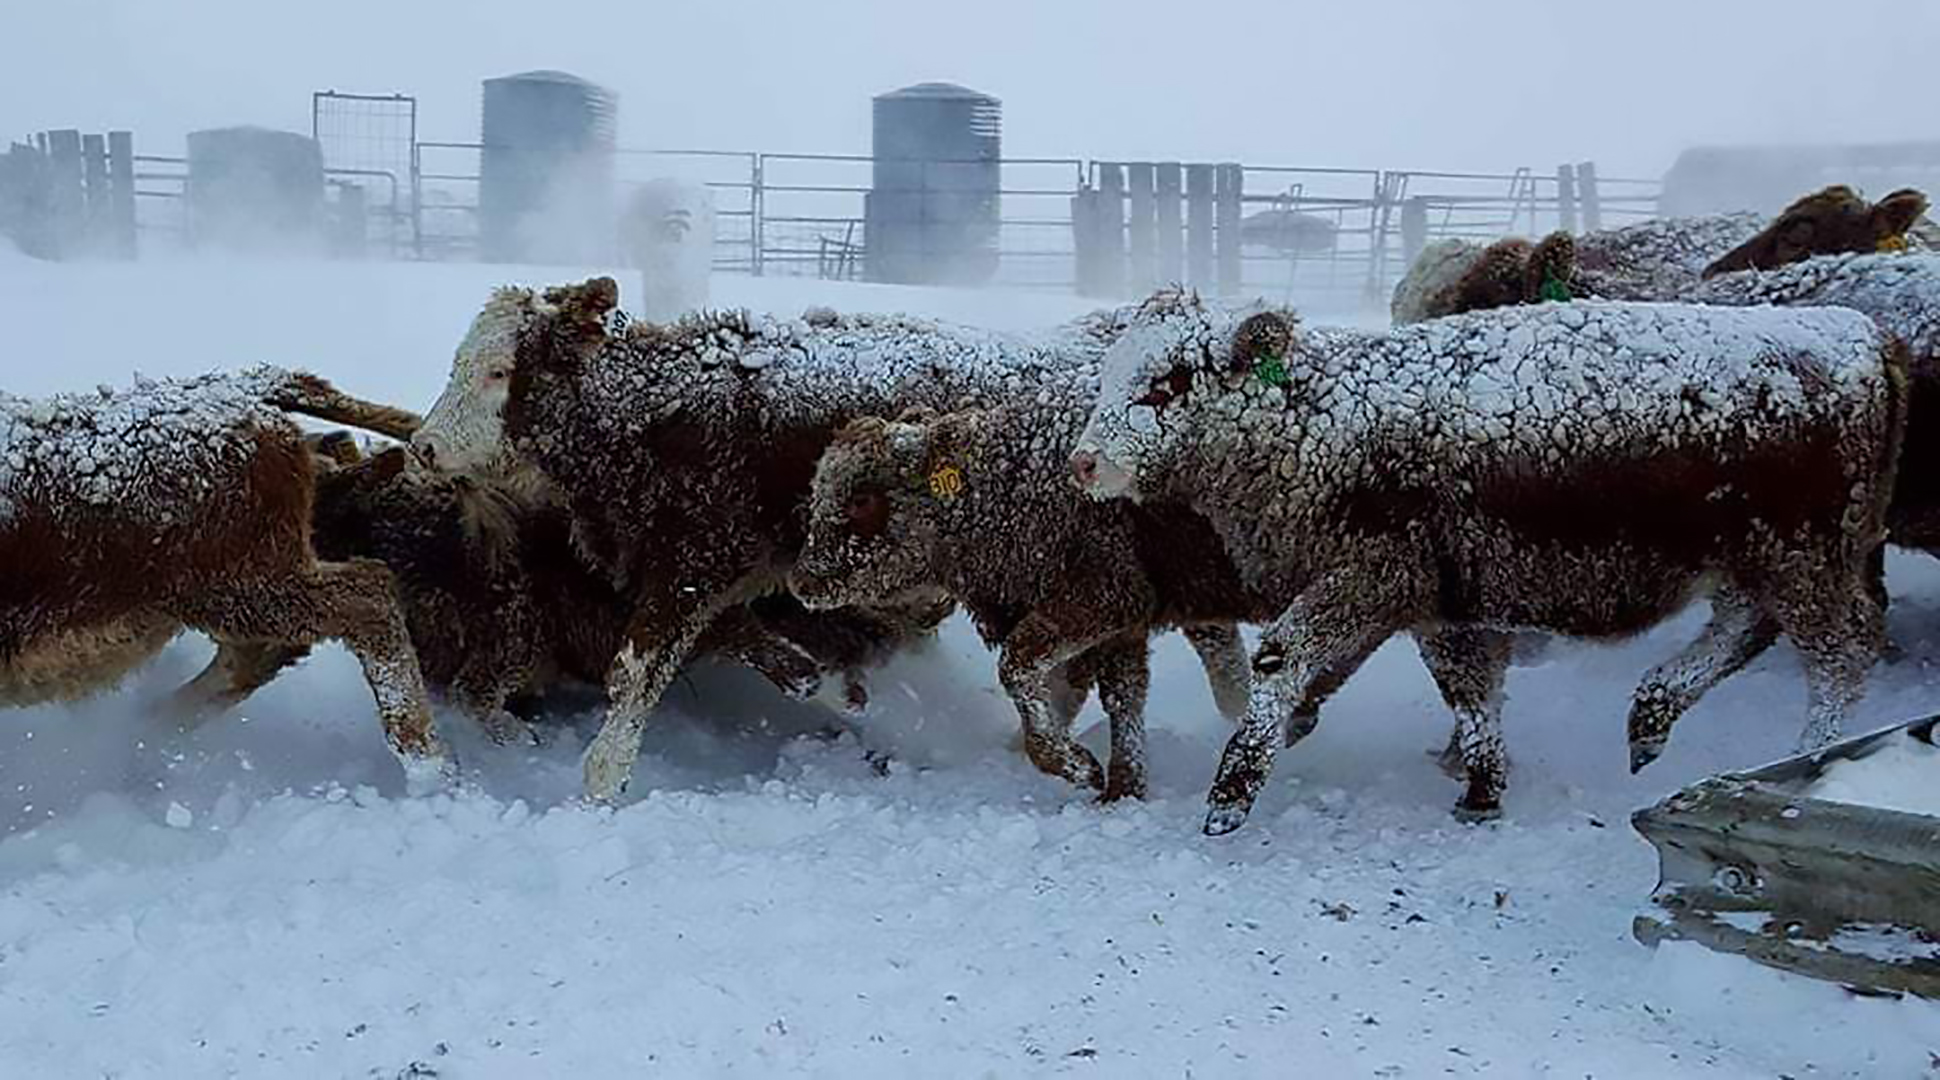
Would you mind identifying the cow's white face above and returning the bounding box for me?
[1071,297,1296,503]
[413,287,540,474]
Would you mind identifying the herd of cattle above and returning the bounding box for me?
[2,183,1936,833]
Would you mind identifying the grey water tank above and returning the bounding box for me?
[865,82,1001,285]
[186,127,325,252]
[479,70,618,263]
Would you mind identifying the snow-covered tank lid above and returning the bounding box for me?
[874,81,1000,104]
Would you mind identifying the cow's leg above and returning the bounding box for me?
[174,558,449,791]
[1181,623,1250,723]
[1206,565,1413,836]
[1091,634,1152,802]
[1625,587,1781,772]
[1768,565,1884,753]
[697,605,825,701]
[997,611,1122,794]
[167,637,312,722]
[1414,625,1514,820]
[1181,621,1378,748]
[582,570,749,803]
[1284,635,1391,748]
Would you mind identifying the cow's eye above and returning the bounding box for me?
[1135,367,1193,409]
[846,489,890,540]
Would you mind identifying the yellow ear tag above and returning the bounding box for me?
[1878,234,1910,254]
[927,463,964,501]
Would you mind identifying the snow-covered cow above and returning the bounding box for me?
[1071,292,1905,834]
[1391,212,1765,324]
[788,388,1277,802]
[0,367,449,789]
[1692,253,1940,561]
[1392,185,1931,325]
[237,437,953,742]
[411,278,1143,801]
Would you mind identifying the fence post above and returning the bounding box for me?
[1186,163,1214,289]
[1401,195,1429,266]
[108,131,136,258]
[45,129,84,260]
[1071,181,1100,297]
[1556,164,1579,234]
[1214,163,1243,297]
[1155,163,1183,287]
[81,133,110,256]
[1576,160,1602,232]
[1096,162,1125,297]
[751,154,766,277]
[1126,163,1156,296]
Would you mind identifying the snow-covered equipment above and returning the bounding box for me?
[1632,716,1940,999]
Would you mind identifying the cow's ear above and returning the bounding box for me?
[1229,310,1297,376]
[1873,188,1930,244]
[543,277,620,328]
[367,445,409,483]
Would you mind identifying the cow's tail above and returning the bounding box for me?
[248,365,422,441]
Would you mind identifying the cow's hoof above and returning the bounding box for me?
[399,751,458,797]
[1452,801,1501,825]
[1628,737,1666,774]
[1203,801,1252,836]
[582,741,635,804]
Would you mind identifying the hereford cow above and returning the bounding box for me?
[789,390,1280,802]
[0,367,449,789]
[1391,212,1765,324]
[1071,293,1905,834]
[185,438,955,744]
[410,279,1147,801]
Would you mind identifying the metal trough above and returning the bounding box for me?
[1632,716,1940,999]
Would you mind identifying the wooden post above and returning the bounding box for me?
[1156,163,1183,287]
[1096,162,1125,297]
[1555,164,1579,235]
[108,131,136,258]
[1401,196,1429,266]
[1577,160,1602,232]
[1186,163,1214,289]
[82,133,109,256]
[1126,163,1156,296]
[45,129,84,260]
[1072,184,1102,297]
[1214,163,1243,297]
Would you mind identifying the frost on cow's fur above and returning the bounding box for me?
[1389,213,1764,324]
[414,280,1139,801]
[0,367,299,527]
[1077,291,1902,830]
[1691,252,1940,359]
[791,382,1276,800]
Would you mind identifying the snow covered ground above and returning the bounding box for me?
[3,254,1939,1078]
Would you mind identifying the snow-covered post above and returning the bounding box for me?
[1127,163,1157,295]
[624,178,715,323]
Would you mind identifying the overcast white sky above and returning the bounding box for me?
[5,0,1934,179]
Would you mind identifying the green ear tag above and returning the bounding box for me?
[1254,353,1290,388]
[1539,270,1572,303]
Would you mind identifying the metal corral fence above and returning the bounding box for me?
[13,126,1661,307]
[397,146,1658,304]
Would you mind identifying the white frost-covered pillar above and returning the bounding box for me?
[624,178,715,323]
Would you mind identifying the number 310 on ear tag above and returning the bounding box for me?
[928,463,965,501]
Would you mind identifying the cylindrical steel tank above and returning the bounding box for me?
[186,127,325,252]
[478,70,618,263]
[865,82,1001,285]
